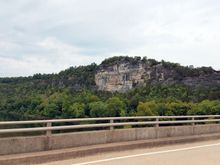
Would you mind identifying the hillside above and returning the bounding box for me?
[96,56,220,92]
[1,56,219,92]
[0,56,220,121]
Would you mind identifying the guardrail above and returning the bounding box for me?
[0,115,220,136]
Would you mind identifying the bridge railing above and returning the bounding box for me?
[0,115,220,136]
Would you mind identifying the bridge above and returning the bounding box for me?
[0,115,220,165]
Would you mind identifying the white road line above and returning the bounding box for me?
[72,142,220,165]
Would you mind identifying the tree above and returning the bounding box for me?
[166,101,191,116]
[43,103,61,118]
[89,101,107,117]
[106,97,126,117]
[136,101,158,116]
[129,94,144,110]
[188,100,220,115]
[69,103,85,118]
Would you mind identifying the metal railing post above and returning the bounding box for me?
[155,118,159,128]
[46,122,52,136]
[110,119,114,130]
[191,117,195,126]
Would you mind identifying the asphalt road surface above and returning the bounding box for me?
[42,139,220,165]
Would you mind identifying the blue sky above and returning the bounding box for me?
[0,0,220,77]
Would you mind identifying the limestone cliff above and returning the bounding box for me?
[95,57,220,92]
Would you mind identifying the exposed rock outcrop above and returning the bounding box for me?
[95,57,220,92]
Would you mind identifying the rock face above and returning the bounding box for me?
[95,63,145,92]
[95,60,173,92]
[95,58,220,92]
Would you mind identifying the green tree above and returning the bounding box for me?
[188,100,220,115]
[89,101,107,117]
[69,103,85,118]
[166,101,191,116]
[43,103,61,118]
[136,101,158,116]
[106,97,126,117]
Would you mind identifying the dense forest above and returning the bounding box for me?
[0,56,220,121]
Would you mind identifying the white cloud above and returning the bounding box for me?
[0,0,220,77]
[0,56,55,77]
[0,37,111,77]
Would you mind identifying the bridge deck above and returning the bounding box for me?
[1,133,220,165]
[43,139,220,165]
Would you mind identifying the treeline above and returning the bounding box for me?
[1,84,220,120]
[0,63,97,90]
[161,60,215,77]
[136,100,220,116]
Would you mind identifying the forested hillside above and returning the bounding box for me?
[0,56,220,121]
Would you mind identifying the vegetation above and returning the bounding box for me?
[0,56,219,121]
[161,60,216,78]
[0,83,220,121]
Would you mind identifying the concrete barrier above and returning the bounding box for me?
[1,124,220,155]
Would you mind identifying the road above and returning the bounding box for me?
[42,139,220,165]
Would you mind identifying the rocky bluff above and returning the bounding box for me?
[95,56,220,92]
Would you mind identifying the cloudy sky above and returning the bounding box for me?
[0,0,220,77]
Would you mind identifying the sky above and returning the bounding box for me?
[0,0,220,77]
